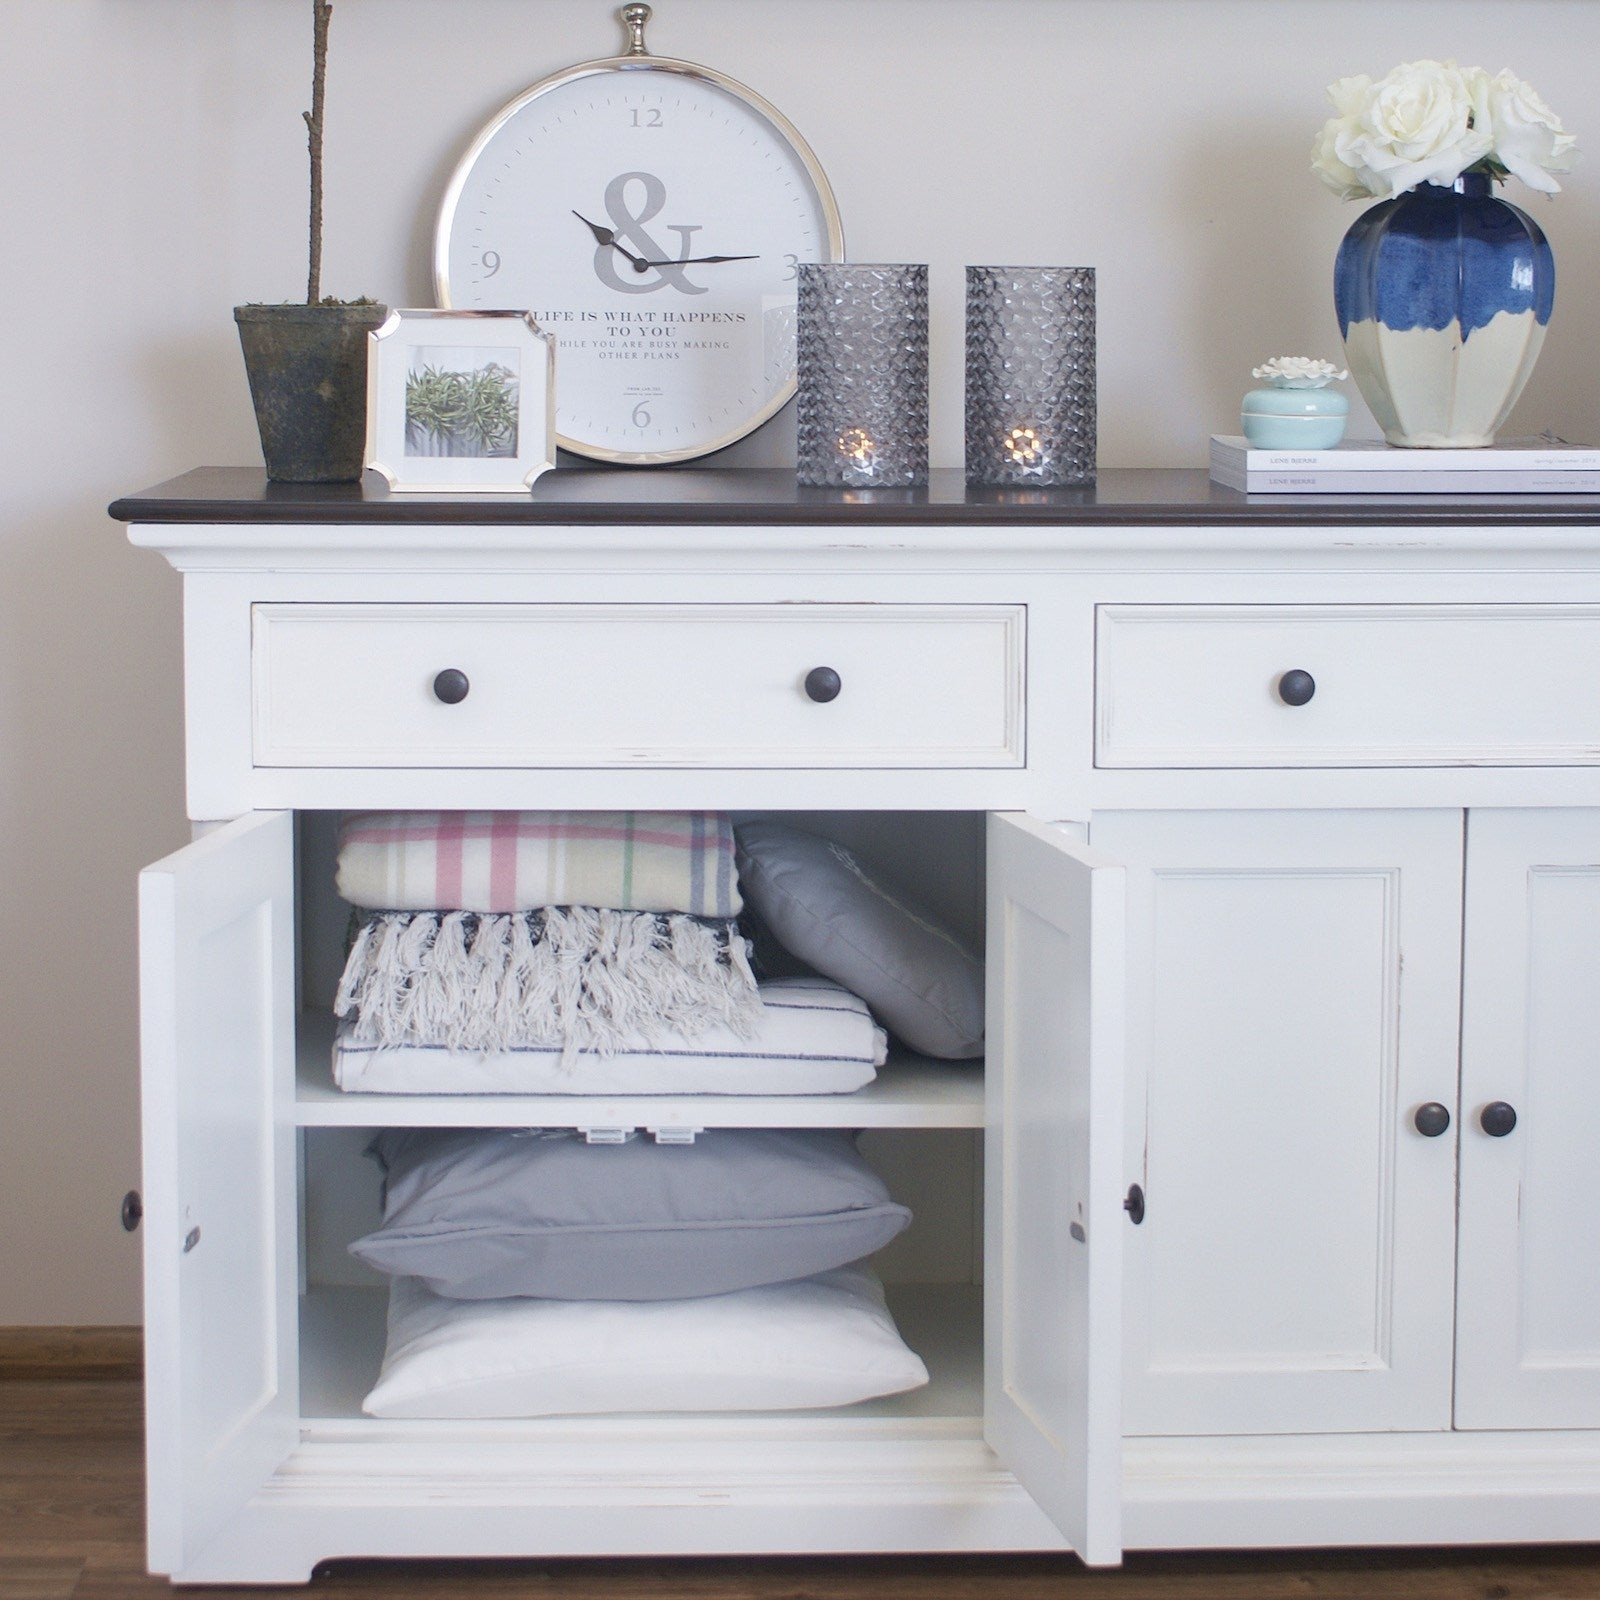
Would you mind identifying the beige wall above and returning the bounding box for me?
[3,0,1596,1324]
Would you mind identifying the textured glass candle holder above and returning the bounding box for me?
[796,263,929,488]
[965,266,1096,486]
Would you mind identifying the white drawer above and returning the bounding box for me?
[1096,604,1600,768]
[253,603,1026,769]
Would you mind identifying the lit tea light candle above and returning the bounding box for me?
[1003,426,1044,467]
[836,427,877,468]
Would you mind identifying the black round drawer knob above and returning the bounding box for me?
[1413,1102,1451,1138]
[1480,1100,1518,1137]
[804,666,842,703]
[1277,669,1317,706]
[432,668,471,705]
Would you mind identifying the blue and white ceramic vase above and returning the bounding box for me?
[1333,171,1554,447]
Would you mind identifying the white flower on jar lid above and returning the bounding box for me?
[1251,357,1348,389]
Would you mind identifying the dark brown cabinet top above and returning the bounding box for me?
[109,466,1600,529]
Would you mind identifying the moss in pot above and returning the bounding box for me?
[235,0,385,483]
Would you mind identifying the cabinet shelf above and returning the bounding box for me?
[299,1281,984,1425]
[293,1009,986,1129]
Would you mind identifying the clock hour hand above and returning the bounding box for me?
[571,210,649,270]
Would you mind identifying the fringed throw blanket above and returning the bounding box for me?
[336,811,741,919]
[334,906,761,1059]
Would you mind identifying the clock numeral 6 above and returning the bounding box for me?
[630,108,663,128]
[632,402,652,428]
[481,249,501,278]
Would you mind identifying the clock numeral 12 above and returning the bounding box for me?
[630,108,663,128]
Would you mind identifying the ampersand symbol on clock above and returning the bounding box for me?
[589,172,708,295]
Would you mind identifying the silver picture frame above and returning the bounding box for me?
[365,309,556,493]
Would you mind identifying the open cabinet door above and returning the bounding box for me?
[984,812,1125,1566]
[139,811,299,1577]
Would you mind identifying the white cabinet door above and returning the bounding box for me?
[984,813,1125,1567]
[139,811,299,1577]
[1457,809,1600,1428]
[1097,810,1463,1437]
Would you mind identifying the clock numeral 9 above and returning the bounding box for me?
[631,402,652,429]
[630,108,663,128]
[481,249,502,278]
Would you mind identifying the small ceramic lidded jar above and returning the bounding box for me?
[1240,356,1350,449]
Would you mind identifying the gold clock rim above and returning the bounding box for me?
[433,52,846,466]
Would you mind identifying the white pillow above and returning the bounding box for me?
[361,1265,929,1418]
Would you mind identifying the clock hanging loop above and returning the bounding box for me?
[621,3,651,55]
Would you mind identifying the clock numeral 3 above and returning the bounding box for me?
[783,253,799,282]
[630,108,663,128]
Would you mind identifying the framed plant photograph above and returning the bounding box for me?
[366,309,555,492]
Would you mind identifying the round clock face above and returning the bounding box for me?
[436,58,844,463]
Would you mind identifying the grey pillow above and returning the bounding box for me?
[349,1126,911,1301]
[735,821,985,1058]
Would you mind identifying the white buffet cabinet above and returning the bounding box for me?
[116,466,1600,1583]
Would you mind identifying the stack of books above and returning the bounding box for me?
[1209,434,1600,494]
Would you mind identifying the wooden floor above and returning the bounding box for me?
[8,1375,1600,1600]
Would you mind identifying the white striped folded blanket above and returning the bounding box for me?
[333,977,886,1096]
[334,905,761,1060]
[336,811,741,918]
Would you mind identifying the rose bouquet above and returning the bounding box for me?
[1312,60,1576,201]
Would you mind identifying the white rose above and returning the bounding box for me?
[1313,75,1381,197]
[1476,68,1577,193]
[1326,73,1374,121]
[1311,117,1371,198]
[1337,59,1492,197]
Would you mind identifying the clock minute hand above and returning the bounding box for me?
[571,209,649,268]
[639,253,760,267]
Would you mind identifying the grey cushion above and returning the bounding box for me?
[349,1126,911,1301]
[735,821,985,1058]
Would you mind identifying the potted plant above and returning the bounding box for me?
[235,0,385,482]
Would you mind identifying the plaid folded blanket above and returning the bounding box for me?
[336,811,741,918]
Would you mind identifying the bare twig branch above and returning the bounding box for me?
[306,0,332,304]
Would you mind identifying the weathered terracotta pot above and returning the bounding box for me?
[234,302,387,482]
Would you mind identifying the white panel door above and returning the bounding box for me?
[984,812,1125,1567]
[1097,809,1463,1437]
[1457,809,1600,1428]
[139,811,299,1577]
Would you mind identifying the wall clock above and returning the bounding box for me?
[435,4,845,465]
